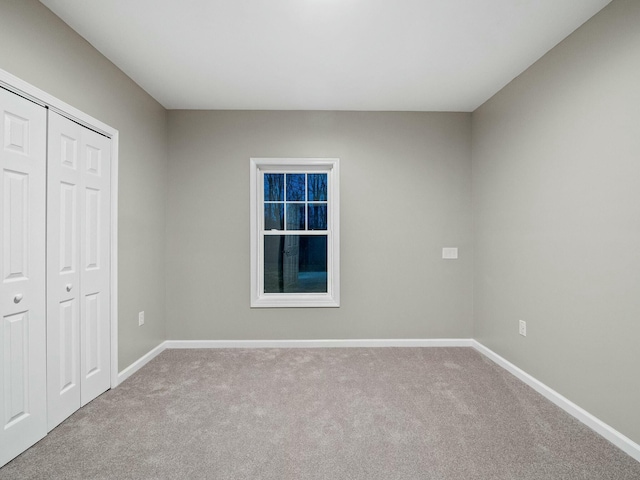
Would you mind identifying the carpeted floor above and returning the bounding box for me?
[1,347,639,479]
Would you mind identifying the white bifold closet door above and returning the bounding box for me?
[47,111,111,431]
[0,88,47,466]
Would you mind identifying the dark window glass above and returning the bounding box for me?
[286,203,305,230]
[286,174,306,201]
[307,174,327,201]
[308,204,327,230]
[264,174,284,201]
[264,203,284,230]
[264,235,327,293]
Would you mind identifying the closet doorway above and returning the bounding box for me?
[0,69,119,467]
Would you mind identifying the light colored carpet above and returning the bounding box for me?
[1,347,639,479]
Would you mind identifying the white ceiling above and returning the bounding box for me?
[40,0,611,112]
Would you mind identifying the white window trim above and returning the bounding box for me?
[250,158,340,308]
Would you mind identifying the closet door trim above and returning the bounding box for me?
[0,67,120,388]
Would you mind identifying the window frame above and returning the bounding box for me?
[250,158,340,308]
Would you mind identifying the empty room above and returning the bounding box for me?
[1,0,639,478]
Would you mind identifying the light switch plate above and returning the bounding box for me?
[442,247,458,259]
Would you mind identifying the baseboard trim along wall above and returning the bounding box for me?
[471,340,640,463]
[164,338,474,349]
[117,342,166,385]
[118,338,640,463]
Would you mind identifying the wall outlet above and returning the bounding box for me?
[519,319,526,337]
[138,311,145,326]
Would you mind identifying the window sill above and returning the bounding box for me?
[251,293,340,308]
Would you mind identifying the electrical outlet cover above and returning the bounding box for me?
[519,320,526,336]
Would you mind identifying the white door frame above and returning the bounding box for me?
[0,68,120,388]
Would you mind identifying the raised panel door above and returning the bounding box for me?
[47,111,111,424]
[0,88,47,467]
[46,111,82,431]
[79,129,110,406]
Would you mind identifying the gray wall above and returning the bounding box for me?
[0,0,169,370]
[472,0,640,444]
[166,111,473,340]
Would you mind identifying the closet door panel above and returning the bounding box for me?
[0,88,47,467]
[79,131,110,406]
[47,112,82,431]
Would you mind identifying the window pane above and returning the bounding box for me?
[264,174,284,201]
[286,203,305,230]
[308,174,327,201]
[264,235,327,293]
[308,204,327,230]
[264,203,284,230]
[286,174,306,201]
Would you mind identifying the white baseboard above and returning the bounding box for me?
[164,338,474,349]
[117,341,166,385]
[472,340,640,463]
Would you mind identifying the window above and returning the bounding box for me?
[250,158,340,307]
